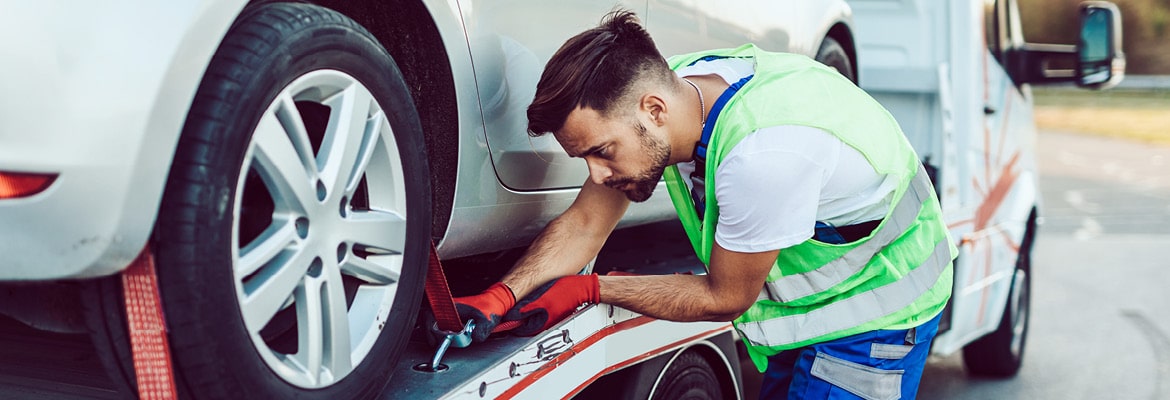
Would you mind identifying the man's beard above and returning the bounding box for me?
[605,123,670,202]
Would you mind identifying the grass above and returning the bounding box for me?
[1032,87,1170,145]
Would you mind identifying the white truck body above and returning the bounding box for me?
[847,0,1123,358]
[850,0,1036,356]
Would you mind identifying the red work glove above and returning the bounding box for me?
[504,274,600,336]
[453,282,515,342]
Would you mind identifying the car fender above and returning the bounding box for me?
[0,1,246,279]
[802,0,855,58]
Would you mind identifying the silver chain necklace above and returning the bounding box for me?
[682,78,705,127]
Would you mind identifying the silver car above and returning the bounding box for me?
[0,1,854,397]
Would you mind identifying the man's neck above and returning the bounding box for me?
[671,74,729,164]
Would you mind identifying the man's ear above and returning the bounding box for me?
[640,93,668,127]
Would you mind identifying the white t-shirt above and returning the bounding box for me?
[676,59,897,253]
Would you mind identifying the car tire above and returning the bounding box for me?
[962,211,1035,378]
[650,350,724,400]
[83,3,430,398]
[815,36,856,84]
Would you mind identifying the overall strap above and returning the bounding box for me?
[690,75,753,219]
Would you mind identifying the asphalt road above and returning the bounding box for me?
[918,131,1170,399]
[1,130,1167,399]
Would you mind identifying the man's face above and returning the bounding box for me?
[557,107,671,202]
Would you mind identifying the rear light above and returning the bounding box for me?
[0,171,57,199]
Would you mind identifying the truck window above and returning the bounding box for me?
[986,0,1030,88]
[984,0,1001,60]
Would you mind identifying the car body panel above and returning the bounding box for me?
[460,0,646,192]
[474,0,853,192]
[0,0,245,279]
[0,0,855,276]
[435,0,671,257]
[440,0,853,257]
[647,0,852,58]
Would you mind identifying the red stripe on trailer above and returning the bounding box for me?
[563,325,735,399]
[121,248,179,399]
[497,314,732,399]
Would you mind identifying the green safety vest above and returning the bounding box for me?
[663,44,956,372]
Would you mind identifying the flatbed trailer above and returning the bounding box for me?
[387,222,745,399]
[388,305,738,399]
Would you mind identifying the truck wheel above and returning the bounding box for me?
[83,3,430,398]
[962,214,1035,377]
[651,350,724,400]
[815,37,856,84]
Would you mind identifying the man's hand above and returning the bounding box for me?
[453,282,515,342]
[505,274,600,336]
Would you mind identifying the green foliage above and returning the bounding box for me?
[1034,88,1170,145]
[1152,7,1167,36]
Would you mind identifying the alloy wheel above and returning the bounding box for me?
[232,69,408,388]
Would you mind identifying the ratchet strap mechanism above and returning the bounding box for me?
[421,241,519,371]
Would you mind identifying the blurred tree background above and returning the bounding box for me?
[1019,0,1170,74]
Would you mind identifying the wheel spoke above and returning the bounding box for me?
[274,93,319,177]
[293,269,353,385]
[240,248,313,330]
[341,254,401,285]
[345,111,383,196]
[321,267,354,377]
[319,83,378,198]
[342,210,406,255]
[295,278,325,385]
[253,110,318,213]
[238,218,299,278]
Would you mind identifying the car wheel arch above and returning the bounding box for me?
[650,341,742,400]
[825,22,859,84]
[302,0,462,244]
[69,1,250,278]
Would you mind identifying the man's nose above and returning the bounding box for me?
[586,159,612,185]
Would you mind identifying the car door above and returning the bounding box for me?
[460,0,647,192]
[467,1,824,192]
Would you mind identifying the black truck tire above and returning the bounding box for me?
[962,211,1036,377]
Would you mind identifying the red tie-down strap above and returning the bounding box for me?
[425,241,521,334]
[425,241,465,333]
[121,248,179,400]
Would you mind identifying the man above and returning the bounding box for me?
[453,10,955,399]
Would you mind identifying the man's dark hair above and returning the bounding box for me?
[526,10,674,137]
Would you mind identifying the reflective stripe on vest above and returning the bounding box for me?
[739,233,954,347]
[759,164,935,303]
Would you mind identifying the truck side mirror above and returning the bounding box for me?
[1076,2,1125,89]
[1012,1,1125,89]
